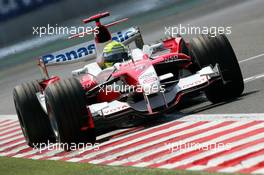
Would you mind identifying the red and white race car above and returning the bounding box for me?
[13,12,244,147]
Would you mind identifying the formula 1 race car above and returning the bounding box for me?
[13,12,244,147]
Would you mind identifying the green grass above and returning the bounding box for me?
[0,156,245,175]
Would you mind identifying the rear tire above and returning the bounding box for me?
[45,77,95,146]
[13,80,55,147]
[190,34,244,103]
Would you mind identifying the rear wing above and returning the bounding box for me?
[41,26,143,66]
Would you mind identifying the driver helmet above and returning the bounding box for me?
[100,41,130,69]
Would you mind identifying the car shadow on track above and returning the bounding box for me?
[95,90,259,143]
[188,90,260,114]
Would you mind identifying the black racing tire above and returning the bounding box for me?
[180,38,189,56]
[13,80,55,147]
[45,77,95,146]
[189,34,244,103]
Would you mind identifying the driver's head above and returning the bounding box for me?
[100,41,129,69]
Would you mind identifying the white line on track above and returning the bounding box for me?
[244,73,264,83]
[239,53,264,64]
[178,113,264,121]
[240,53,264,83]
[0,115,17,120]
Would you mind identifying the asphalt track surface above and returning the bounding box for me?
[1,0,264,174]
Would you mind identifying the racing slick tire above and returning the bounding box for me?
[189,34,244,103]
[45,77,96,146]
[13,80,55,147]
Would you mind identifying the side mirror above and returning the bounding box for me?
[143,45,153,57]
[89,102,109,115]
[72,62,102,77]
[72,67,88,76]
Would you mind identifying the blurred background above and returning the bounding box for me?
[0,0,246,60]
[0,0,184,53]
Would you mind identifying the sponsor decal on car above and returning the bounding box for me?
[181,77,207,89]
[42,27,140,65]
[42,43,96,64]
[102,104,130,115]
[112,27,137,42]
[143,77,158,84]
[177,74,208,91]
[138,66,161,95]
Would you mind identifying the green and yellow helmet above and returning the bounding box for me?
[101,41,129,68]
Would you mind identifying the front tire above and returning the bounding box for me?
[45,77,95,146]
[190,34,244,103]
[13,81,55,147]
